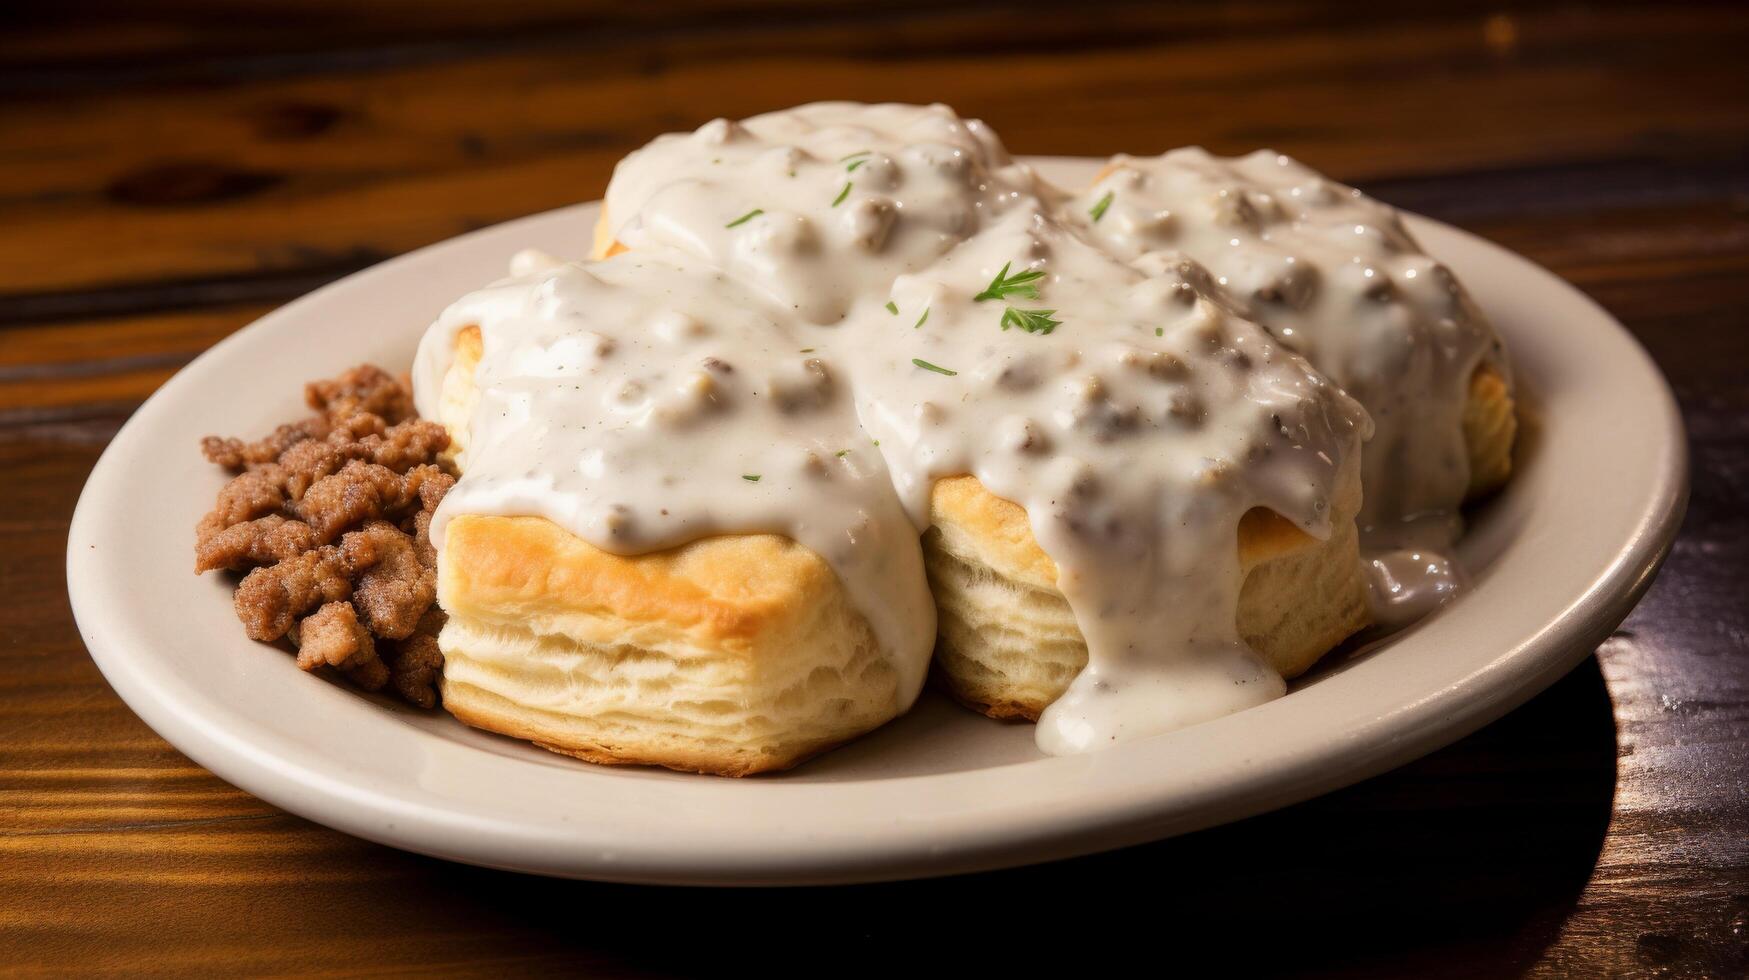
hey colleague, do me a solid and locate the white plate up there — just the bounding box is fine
[67,157,1687,885]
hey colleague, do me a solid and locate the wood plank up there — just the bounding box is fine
[0,5,1744,300]
[0,1,1622,72]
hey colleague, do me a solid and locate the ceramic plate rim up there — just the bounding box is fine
[66,156,1688,885]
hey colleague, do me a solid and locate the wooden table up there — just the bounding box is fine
[4,2,1746,974]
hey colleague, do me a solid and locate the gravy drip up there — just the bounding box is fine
[843,209,1368,751]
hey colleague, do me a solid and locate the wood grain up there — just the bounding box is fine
[3,1,1746,975]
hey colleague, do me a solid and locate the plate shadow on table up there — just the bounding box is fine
[414,653,1618,976]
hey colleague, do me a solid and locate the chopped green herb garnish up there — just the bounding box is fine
[973,262,1046,302]
[872,439,880,446]
[832,181,852,207]
[885,301,899,315]
[742,474,761,482]
[839,150,871,162]
[836,449,850,457]
[914,307,930,329]
[911,358,958,376]
[847,158,869,173]
[1089,191,1114,222]
[1000,307,1062,335]
[725,208,763,228]
[1155,327,1164,337]
[799,347,816,353]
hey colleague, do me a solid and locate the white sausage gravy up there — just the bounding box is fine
[1067,148,1509,619]
[414,103,1505,754]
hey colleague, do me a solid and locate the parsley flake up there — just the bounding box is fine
[1000,307,1062,335]
[973,262,1046,302]
[1089,191,1115,222]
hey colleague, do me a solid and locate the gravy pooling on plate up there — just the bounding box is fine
[415,102,1506,754]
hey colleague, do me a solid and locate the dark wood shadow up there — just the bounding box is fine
[418,655,1618,977]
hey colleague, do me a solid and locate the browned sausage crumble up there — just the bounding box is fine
[195,365,453,708]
